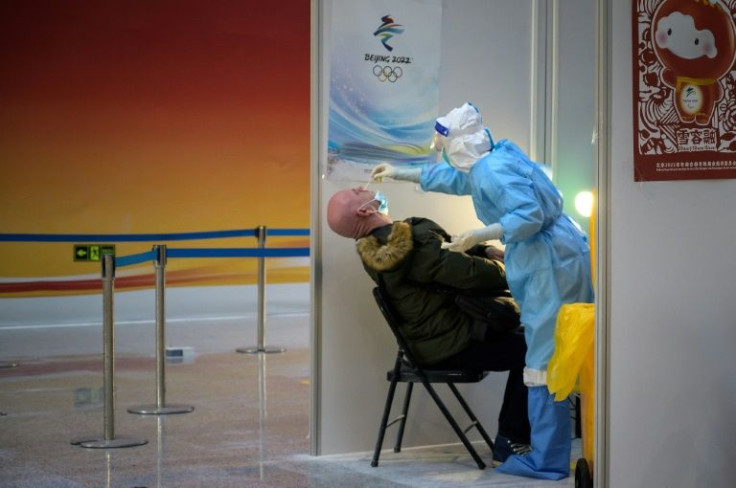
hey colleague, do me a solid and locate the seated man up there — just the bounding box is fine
[327,186,531,465]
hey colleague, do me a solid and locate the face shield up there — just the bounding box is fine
[431,102,493,170]
[436,103,484,138]
[432,103,482,153]
[430,132,445,152]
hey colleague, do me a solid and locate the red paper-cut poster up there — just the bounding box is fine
[632,0,736,181]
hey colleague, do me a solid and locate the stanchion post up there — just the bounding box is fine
[128,245,194,415]
[237,225,285,354]
[102,253,115,440]
[71,254,147,448]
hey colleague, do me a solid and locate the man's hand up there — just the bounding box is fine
[485,244,505,262]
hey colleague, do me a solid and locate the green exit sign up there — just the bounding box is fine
[74,244,116,262]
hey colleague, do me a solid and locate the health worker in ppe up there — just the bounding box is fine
[371,102,594,480]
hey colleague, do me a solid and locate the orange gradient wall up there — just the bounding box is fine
[0,1,311,296]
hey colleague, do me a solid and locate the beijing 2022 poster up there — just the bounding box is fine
[326,0,442,181]
[632,0,736,181]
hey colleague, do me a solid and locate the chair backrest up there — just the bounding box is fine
[372,286,421,368]
[373,286,489,384]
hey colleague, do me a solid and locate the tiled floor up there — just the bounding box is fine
[1,348,315,488]
[0,309,579,487]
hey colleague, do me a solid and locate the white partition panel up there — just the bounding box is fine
[313,0,597,455]
[607,2,736,487]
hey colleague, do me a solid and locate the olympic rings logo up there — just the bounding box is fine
[372,65,403,83]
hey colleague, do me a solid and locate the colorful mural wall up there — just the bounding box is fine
[0,1,311,297]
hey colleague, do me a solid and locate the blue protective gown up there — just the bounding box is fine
[421,139,594,373]
[421,139,594,479]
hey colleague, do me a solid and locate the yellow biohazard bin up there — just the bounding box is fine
[548,302,595,488]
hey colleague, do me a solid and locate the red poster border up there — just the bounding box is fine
[631,0,736,182]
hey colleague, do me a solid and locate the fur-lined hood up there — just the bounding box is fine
[356,221,413,271]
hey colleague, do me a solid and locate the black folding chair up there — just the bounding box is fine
[371,286,495,470]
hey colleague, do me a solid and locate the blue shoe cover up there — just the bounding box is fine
[496,386,571,480]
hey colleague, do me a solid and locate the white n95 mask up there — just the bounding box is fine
[444,131,492,172]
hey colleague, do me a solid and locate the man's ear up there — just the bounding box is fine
[356,205,376,217]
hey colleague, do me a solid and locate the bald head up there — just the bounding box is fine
[327,187,391,239]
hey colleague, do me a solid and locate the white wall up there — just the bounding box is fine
[608,3,736,488]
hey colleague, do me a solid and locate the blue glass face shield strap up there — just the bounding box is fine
[434,120,450,136]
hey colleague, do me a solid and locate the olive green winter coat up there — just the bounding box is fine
[356,218,509,365]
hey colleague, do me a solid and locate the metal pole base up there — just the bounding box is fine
[71,436,148,449]
[236,346,286,354]
[127,404,194,415]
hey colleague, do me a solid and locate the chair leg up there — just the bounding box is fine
[393,381,413,453]
[421,380,486,469]
[372,362,402,467]
[448,383,495,452]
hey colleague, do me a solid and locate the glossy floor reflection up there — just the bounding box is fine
[0,311,577,488]
[1,349,313,488]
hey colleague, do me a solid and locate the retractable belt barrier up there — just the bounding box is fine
[0,227,309,242]
[7,226,313,449]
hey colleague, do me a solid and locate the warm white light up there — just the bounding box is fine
[574,191,594,218]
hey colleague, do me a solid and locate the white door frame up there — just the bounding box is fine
[595,0,611,486]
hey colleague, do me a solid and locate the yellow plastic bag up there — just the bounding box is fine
[548,302,595,401]
[548,302,595,468]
